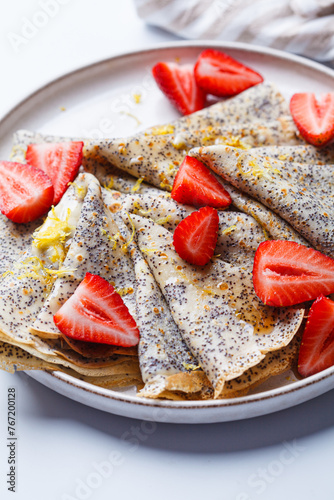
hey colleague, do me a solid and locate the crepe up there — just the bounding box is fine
[147,81,291,135]
[31,178,137,339]
[131,214,303,397]
[11,129,164,197]
[191,145,334,257]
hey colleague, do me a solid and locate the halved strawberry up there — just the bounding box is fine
[194,49,263,97]
[152,62,206,115]
[54,273,140,347]
[171,156,232,208]
[298,294,334,377]
[290,93,334,147]
[26,141,83,205]
[0,161,54,223]
[173,206,219,266]
[253,240,334,307]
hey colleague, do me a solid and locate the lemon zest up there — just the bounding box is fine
[222,224,237,235]
[32,207,74,264]
[67,181,86,199]
[182,362,201,371]
[120,111,141,127]
[132,93,141,104]
[131,177,144,193]
[149,124,174,136]
[154,215,172,226]
[103,177,114,191]
[122,212,135,252]
[115,287,134,296]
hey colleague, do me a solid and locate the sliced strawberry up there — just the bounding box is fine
[298,294,334,377]
[54,273,140,347]
[152,62,206,115]
[290,93,334,147]
[171,156,232,208]
[173,206,219,266]
[253,240,334,307]
[26,141,83,205]
[0,161,54,223]
[194,49,263,97]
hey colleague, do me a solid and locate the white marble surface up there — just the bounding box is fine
[1,1,334,499]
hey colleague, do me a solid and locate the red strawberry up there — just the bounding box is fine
[173,206,219,266]
[253,240,334,307]
[26,141,83,205]
[152,62,206,115]
[54,273,140,347]
[298,294,334,377]
[171,155,232,209]
[290,93,334,147]
[0,161,54,223]
[194,49,263,97]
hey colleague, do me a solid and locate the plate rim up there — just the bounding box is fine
[2,40,334,422]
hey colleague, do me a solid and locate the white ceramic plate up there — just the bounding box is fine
[1,41,334,424]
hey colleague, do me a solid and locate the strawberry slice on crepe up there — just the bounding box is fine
[171,156,232,208]
[0,161,54,223]
[253,240,334,307]
[152,62,206,115]
[298,294,334,377]
[290,93,334,148]
[54,273,140,347]
[194,49,263,97]
[26,141,83,205]
[173,206,219,266]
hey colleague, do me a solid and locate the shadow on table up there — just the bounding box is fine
[18,371,334,455]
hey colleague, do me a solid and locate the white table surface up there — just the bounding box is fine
[1,2,334,499]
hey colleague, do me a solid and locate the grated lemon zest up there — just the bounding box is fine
[120,111,141,127]
[154,215,172,226]
[182,362,201,371]
[149,124,174,136]
[132,93,141,104]
[67,181,86,199]
[32,207,74,264]
[115,287,134,296]
[222,225,237,235]
[122,212,135,252]
[131,177,144,193]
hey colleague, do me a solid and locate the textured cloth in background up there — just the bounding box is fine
[133,0,334,66]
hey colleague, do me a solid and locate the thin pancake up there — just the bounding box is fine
[192,145,334,257]
[32,177,137,339]
[132,215,303,397]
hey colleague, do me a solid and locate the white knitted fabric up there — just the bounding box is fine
[134,0,334,66]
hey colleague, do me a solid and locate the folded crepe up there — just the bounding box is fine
[84,82,303,192]
[190,145,334,258]
[130,214,304,397]
[146,81,291,135]
[11,129,164,197]
[0,173,141,377]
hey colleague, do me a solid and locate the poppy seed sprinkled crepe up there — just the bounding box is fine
[124,240,208,399]
[0,173,140,376]
[146,81,291,135]
[84,117,301,192]
[84,82,302,192]
[191,145,334,257]
[31,179,137,339]
[131,215,303,397]
[11,129,164,197]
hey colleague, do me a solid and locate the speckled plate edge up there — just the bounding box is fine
[1,40,334,423]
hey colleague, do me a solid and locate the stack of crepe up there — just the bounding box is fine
[1,82,333,400]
